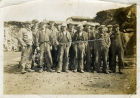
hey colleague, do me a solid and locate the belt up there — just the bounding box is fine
[40,41,50,46]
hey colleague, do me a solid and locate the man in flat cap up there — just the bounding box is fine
[31,20,39,69]
[49,21,59,69]
[57,23,72,73]
[94,25,111,74]
[36,22,53,72]
[88,24,97,71]
[73,24,88,73]
[109,24,126,74]
[67,22,77,70]
[106,25,113,71]
[17,22,34,74]
[83,23,91,71]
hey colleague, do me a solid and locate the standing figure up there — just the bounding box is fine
[17,22,34,74]
[49,21,59,69]
[57,23,72,73]
[67,23,76,70]
[88,24,96,71]
[36,22,53,72]
[94,25,111,74]
[110,24,126,74]
[31,20,39,68]
[83,23,91,71]
[106,25,113,71]
[73,24,88,73]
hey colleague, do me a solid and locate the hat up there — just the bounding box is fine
[107,25,113,28]
[90,23,96,27]
[49,21,55,24]
[77,23,83,27]
[99,25,105,29]
[114,24,119,27]
[61,23,67,27]
[32,19,39,24]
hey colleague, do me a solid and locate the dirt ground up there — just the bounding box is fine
[4,52,136,94]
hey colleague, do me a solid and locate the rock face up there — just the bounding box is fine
[93,4,136,57]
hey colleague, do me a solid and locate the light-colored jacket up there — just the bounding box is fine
[17,28,33,46]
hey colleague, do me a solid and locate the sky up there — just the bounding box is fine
[1,0,132,21]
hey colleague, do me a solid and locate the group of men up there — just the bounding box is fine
[17,20,126,74]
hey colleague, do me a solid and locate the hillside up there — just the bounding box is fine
[93,4,136,56]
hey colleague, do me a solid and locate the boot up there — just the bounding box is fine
[21,68,26,74]
[79,70,84,73]
[26,68,35,72]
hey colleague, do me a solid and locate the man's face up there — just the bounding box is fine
[108,27,112,31]
[61,26,66,31]
[78,26,83,32]
[69,25,74,30]
[86,26,90,32]
[90,26,95,30]
[99,28,105,33]
[45,24,49,29]
[50,23,55,28]
[115,27,119,32]
[58,25,61,30]
[26,24,31,30]
[42,24,46,31]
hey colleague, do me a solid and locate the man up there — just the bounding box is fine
[94,25,111,74]
[88,24,96,71]
[83,23,91,71]
[36,22,53,72]
[73,24,88,73]
[107,25,113,71]
[17,22,34,74]
[67,22,77,70]
[49,21,59,69]
[57,23,72,73]
[31,20,39,69]
[110,24,126,74]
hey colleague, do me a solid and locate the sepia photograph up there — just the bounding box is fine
[1,0,137,95]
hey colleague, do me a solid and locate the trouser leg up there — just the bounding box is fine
[91,47,95,70]
[39,51,44,68]
[78,44,85,71]
[73,45,78,71]
[46,45,53,70]
[86,44,91,71]
[118,48,124,73]
[31,44,36,69]
[20,46,33,73]
[102,48,109,72]
[57,46,64,72]
[51,45,57,68]
[112,53,116,72]
[63,46,70,71]
[108,47,112,70]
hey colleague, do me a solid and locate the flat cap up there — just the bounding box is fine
[61,23,67,27]
[114,24,119,27]
[49,21,55,24]
[99,25,105,29]
[32,19,39,24]
[107,25,113,28]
